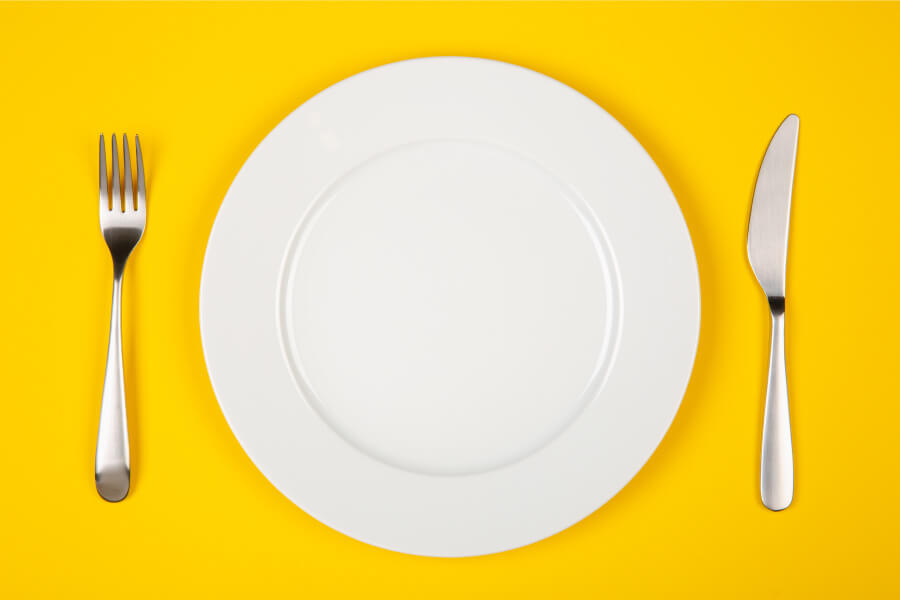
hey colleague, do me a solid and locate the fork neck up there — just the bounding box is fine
[111,258,128,281]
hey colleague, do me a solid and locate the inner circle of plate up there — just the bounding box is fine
[200,57,700,557]
[276,137,621,477]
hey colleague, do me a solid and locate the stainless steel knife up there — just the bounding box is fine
[747,114,799,511]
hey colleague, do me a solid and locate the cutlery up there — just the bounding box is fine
[747,114,799,511]
[96,134,146,502]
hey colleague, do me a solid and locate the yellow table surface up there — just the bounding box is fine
[2,1,899,597]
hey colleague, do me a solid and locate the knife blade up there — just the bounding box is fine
[748,114,799,298]
[747,114,799,511]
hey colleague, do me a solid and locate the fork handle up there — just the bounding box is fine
[95,271,130,502]
[761,299,792,511]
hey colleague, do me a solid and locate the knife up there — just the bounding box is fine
[747,114,799,511]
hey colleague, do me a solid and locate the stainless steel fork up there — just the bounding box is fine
[96,134,146,502]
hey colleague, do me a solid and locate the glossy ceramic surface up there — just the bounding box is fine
[200,57,700,557]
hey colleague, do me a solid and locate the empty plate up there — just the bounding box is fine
[200,57,700,557]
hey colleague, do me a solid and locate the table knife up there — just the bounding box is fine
[747,114,799,511]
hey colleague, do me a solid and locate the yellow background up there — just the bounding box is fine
[2,1,898,597]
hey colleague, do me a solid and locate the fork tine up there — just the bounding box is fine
[111,134,122,212]
[135,135,146,213]
[99,134,108,211]
[123,134,133,211]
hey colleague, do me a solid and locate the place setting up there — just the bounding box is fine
[94,56,797,557]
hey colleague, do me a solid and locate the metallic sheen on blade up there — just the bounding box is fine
[748,114,799,298]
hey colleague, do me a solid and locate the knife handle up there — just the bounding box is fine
[761,297,793,511]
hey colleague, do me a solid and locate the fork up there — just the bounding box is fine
[96,134,146,502]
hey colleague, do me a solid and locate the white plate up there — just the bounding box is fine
[200,57,700,557]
